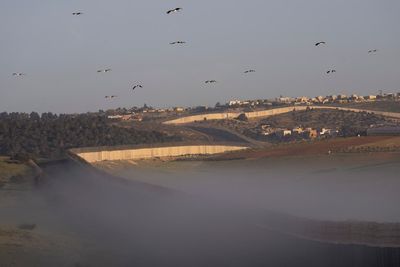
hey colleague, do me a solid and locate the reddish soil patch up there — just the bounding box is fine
[213,136,399,160]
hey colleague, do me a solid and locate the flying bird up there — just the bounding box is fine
[72,12,83,15]
[205,80,217,84]
[105,95,117,99]
[166,8,182,14]
[12,72,26,77]
[326,69,336,74]
[132,84,143,91]
[97,68,112,73]
[170,41,186,45]
[315,41,326,46]
[244,70,256,74]
[368,49,378,53]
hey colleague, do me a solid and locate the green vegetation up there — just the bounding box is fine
[0,112,180,161]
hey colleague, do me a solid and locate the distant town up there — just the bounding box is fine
[101,91,400,146]
[105,91,400,121]
[1,90,400,163]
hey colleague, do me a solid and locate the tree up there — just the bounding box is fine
[0,112,179,159]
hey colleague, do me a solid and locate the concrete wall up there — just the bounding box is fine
[163,106,400,125]
[163,112,240,125]
[244,106,306,118]
[74,145,249,163]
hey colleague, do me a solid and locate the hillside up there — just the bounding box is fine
[0,157,34,188]
[0,112,179,161]
[330,101,400,113]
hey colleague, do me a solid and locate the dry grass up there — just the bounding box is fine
[0,225,91,267]
[333,101,400,113]
[354,136,400,149]
[0,156,31,187]
[213,136,400,160]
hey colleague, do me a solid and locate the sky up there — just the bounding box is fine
[1,0,399,113]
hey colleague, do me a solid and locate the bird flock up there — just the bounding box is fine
[11,7,380,104]
[314,42,338,75]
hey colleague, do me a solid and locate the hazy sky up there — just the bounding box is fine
[1,0,399,113]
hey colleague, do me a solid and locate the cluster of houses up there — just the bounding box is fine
[228,92,400,107]
[141,107,186,113]
[259,124,339,139]
[106,106,189,121]
[228,99,270,107]
[104,91,399,121]
[107,114,143,122]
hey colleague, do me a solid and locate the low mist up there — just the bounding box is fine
[2,154,400,266]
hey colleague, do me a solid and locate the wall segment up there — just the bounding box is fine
[163,106,400,125]
[72,145,249,163]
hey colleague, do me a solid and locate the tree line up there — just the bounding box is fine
[0,112,178,161]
